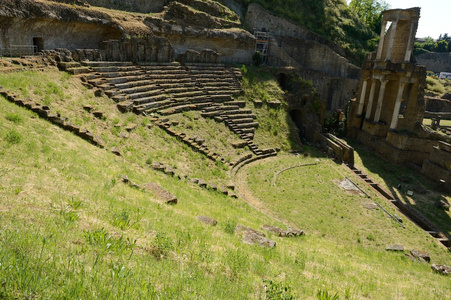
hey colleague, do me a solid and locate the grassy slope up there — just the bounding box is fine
[0,67,450,299]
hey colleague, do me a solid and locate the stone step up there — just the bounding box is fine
[120,84,158,94]
[225,113,256,119]
[128,89,162,99]
[225,109,253,115]
[91,66,139,73]
[133,94,167,105]
[100,70,144,78]
[67,67,91,75]
[171,91,205,99]
[160,104,197,115]
[107,75,147,85]
[82,61,133,67]
[227,118,255,124]
[134,99,174,112]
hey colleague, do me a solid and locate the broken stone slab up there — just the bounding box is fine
[141,182,177,205]
[119,131,129,139]
[261,225,288,237]
[228,192,238,199]
[83,105,93,112]
[125,123,137,132]
[111,147,121,156]
[236,225,265,237]
[286,227,304,237]
[386,244,404,252]
[226,182,235,190]
[242,232,276,248]
[363,203,378,210]
[196,215,217,226]
[261,225,304,237]
[92,111,104,119]
[410,249,431,263]
[121,175,130,183]
[197,180,207,188]
[431,264,451,276]
[93,135,106,148]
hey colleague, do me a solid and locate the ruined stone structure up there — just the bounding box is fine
[422,142,451,192]
[245,3,360,111]
[50,0,167,14]
[348,8,450,188]
[101,36,175,63]
[347,8,431,164]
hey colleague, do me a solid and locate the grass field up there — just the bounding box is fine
[0,66,450,299]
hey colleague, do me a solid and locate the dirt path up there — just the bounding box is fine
[232,156,291,226]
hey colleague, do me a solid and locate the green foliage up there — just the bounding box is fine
[112,208,143,230]
[5,113,22,124]
[84,228,136,255]
[264,279,296,300]
[317,289,340,300]
[349,0,389,33]
[252,51,264,66]
[152,232,174,257]
[5,129,21,144]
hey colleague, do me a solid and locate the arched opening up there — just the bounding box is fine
[277,72,289,91]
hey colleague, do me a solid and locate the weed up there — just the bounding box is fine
[264,279,296,300]
[84,228,136,255]
[317,289,339,300]
[224,219,237,234]
[5,113,22,124]
[112,208,143,230]
[68,197,82,209]
[151,232,174,258]
[5,130,21,144]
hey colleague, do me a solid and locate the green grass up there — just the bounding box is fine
[0,67,450,299]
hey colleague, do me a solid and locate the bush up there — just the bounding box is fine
[5,130,21,144]
[252,51,263,66]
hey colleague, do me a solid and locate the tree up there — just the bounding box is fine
[436,40,448,52]
[349,0,390,34]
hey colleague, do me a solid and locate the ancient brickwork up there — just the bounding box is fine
[101,36,175,63]
[347,8,442,165]
[422,142,451,192]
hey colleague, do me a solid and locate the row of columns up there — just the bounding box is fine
[357,75,409,130]
[376,17,419,63]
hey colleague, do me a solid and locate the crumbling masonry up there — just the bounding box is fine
[347,7,450,190]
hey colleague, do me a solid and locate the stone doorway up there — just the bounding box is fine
[33,37,44,53]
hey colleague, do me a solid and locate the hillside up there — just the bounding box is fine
[234,0,378,64]
[0,61,450,298]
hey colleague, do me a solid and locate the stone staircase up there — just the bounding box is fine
[77,61,277,168]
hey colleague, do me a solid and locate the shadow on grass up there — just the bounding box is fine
[346,139,451,241]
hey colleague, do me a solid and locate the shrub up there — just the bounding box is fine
[5,130,21,144]
[5,113,22,124]
[252,51,263,66]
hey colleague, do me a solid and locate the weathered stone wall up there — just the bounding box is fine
[416,52,451,73]
[0,17,121,52]
[245,4,360,111]
[164,2,239,29]
[50,0,167,13]
[101,35,174,62]
[425,97,451,113]
[0,0,123,53]
[245,3,345,56]
[422,142,451,191]
[145,17,254,64]
[177,49,220,64]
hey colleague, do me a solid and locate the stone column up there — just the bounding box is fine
[386,20,398,61]
[376,20,388,60]
[357,78,369,115]
[404,18,419,62]
[390,81,407,130]
[374,79,389,122]
[365,78,378,119]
